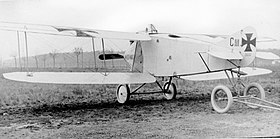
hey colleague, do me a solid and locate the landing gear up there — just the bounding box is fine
[244,83,265,108]
[116,84,130,104]
[163,82,177,100]
[211,85,233,113]
[115,77,177,104]
[210,69,268,113]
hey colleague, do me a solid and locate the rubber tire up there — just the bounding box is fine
[116,84,130,104]
[163,82,177,100]
[244,83,265,108]
[211,85,233,113]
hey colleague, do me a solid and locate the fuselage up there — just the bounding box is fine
[126,26,257,77]
[141,35,235,76]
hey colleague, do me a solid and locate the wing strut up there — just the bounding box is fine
[91,37,97,71]
[101,38,107,75]
[24,28,29,72]
[198,53,211,72]
[227,59,239,68]
[16,31,22,71]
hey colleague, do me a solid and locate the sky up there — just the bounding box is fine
[0,0,280,60]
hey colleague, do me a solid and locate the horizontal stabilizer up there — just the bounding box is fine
[181,67,272,81]
[3,72,156,84]
[99,54,124,60]
[256,52,280,60]
[207,51,243,60]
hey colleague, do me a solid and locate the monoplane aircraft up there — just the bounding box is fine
[2,23,280,113]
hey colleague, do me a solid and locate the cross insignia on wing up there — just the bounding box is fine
[241,33,256,52]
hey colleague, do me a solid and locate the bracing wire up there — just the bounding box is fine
[27,34,99,70]
[0,21,130,71]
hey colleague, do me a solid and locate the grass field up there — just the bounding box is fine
[0,64,279,138]
[0,63,279,109]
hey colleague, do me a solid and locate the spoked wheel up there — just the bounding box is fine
[163,82,177,100]
[211,85,233,113]
[116,84,130,104]
[244,83,265,108]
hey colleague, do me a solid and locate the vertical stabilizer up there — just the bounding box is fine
[216,26,257,66]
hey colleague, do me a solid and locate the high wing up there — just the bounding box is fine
[53,26,151,41]
[0,26,74,37]
[175,34,276,43]
[0,22,154,85]
[3,72,156,84]
[181,67,272,81]
[0,22,151,41]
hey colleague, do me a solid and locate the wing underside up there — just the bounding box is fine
[3,72,156,84]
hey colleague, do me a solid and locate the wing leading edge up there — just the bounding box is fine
[53,27,151,41]
[3,72,156,84]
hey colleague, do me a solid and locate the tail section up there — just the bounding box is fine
[216,26,257,66]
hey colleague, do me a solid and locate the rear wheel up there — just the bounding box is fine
[244,83,265,108]
[116,84,130,104]
[211,85,233,113]
[163,82,177,100]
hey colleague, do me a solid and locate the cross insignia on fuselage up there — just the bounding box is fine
[241,33,256,52]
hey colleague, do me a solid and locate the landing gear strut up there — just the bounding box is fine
[210,68,280,113]
[115,77,177,104]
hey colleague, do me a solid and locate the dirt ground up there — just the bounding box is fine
[0,67,280,138]
[0,93,280,139]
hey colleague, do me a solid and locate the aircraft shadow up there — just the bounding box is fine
[26,93,211,118]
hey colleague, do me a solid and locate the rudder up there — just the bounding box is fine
[216,26,257,66]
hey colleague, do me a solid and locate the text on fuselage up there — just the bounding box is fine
[230,37,240,47]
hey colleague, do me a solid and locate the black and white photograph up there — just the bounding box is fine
[0,0,280,138]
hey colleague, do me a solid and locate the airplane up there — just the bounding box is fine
[1,23,280,113]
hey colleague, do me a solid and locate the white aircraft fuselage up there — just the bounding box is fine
[135,27,257,77]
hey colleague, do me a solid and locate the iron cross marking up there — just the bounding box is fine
[241,33,256,52]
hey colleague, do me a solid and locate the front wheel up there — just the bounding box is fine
[211,85,233,113]
[244,83,265,108]
[116,84,130,104]
[163,82,177,100]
